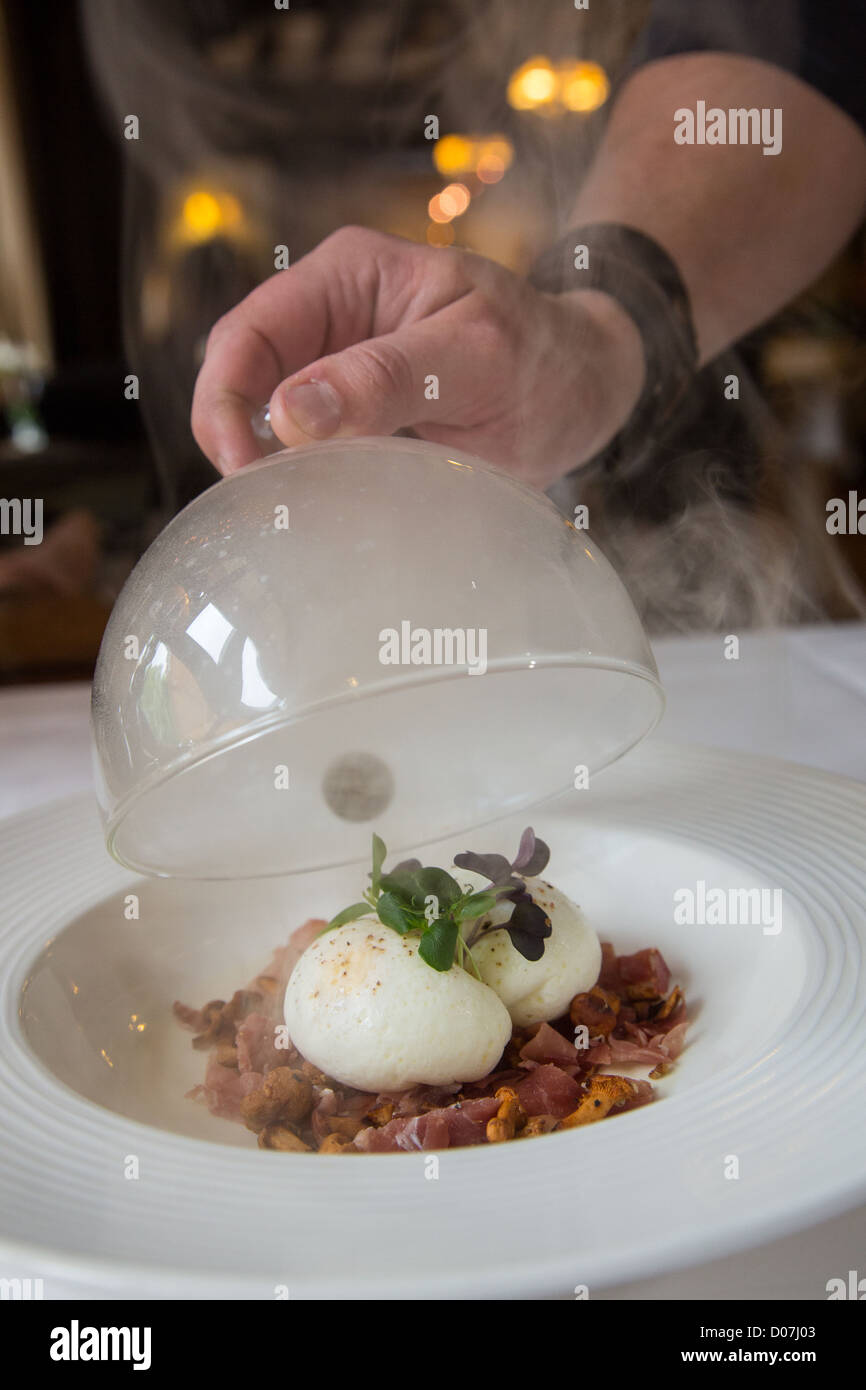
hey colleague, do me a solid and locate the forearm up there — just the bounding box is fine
[570,52,866,364]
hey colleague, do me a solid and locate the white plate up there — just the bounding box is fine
[1,742,864,1299]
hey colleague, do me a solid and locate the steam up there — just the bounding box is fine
[588,477,827,634]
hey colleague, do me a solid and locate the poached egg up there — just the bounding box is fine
[457,872,601,1027]
[284,920,512,1092]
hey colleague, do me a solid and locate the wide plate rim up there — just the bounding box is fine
[1,741,865,1298]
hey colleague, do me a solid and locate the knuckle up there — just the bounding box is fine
[322,223,380,255]
[473,290,513,340]
[463,295,517,368]
[409,245,472,304]
[352,338,413,400]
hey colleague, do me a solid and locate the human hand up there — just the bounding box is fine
[192,226,645,490]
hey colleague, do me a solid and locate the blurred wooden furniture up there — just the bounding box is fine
[0,593,112,682]
[0,4,52,363]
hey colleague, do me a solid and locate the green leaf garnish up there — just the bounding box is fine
[379,866,425,905]
[327,829,552,973]
[456,892,498,920]
[376,891,422,935]
[415,866,462,910]
[418,916,459,971]
[326,901,372,931]
[370,833,387,897]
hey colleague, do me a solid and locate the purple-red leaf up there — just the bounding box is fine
[453,851,513,884]
[509,896,553,940]
[506,896,552,961]
[392,858,423,874]
[512,827,551,878]
[511,827,537,872]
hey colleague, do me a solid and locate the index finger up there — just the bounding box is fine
[191,230,384,473]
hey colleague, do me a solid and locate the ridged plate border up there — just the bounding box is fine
[0,742,863,1299]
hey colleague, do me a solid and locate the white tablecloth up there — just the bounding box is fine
[1,621,864,1300]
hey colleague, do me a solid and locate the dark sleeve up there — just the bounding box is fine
[631,0,866,135]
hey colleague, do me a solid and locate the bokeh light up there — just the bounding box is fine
[475,154,505,184]
[428,183,471,223]
[177,189,244,245]
[183,191,221,239]
[431,133,515,187]
[475,136,514,183]
[507,55,609,114]
[426,221,455,247]
[433,134,475,176]
[439,183,471,218]
[560,61,610,112]
[507,56,557,110]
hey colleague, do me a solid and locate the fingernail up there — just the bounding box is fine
[282,379,341,438]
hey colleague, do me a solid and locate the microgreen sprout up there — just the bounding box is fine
[326,829,552,972]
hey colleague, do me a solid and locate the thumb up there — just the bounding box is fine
[267,324,454,446]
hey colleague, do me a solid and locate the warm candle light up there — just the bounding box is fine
[560,61,609,112]
[176,188,244,245]
[475,136,514,183]
[428,183,470,223]
[439,183,471,218]
[507,56,557,110]
[433,133,475,175]
[426,221,455,247]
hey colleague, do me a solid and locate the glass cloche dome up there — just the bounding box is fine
[92,436,664,877]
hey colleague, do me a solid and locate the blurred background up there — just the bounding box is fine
[1,0,864,684]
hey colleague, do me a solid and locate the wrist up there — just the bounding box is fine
[560,288,647,461]
[528,223,698,477]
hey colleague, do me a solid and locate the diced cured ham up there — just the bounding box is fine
[354,1096,501,1152]
[656,1019,689,1060]
[516,1063,582,1119]
[617,948,671,998]
[597,942,623,993]
[519,1021,581,1068]
[380,1082,463,1117]
[236,1011,287,1075]
[187,1056,263,1122]
[606,1037,669,1066]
